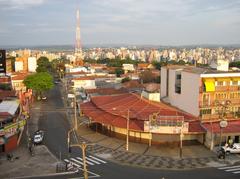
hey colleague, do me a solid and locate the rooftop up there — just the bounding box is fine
[163,65,240,76]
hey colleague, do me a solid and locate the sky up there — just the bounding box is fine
[0,0,240,46]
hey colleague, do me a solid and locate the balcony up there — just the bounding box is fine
[199,85,240,93]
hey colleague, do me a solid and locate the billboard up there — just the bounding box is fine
[0,50,6,73]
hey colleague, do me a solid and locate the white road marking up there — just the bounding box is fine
[225,167,240,172]
[76,157,94,165]
[89,155,107,163]
[219,165,240,170]
[85,157,101,164]
[70,158,84,165]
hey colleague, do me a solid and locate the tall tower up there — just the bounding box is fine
[74,8,84,65]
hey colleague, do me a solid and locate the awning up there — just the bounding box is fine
[204,79,215,92]
[202,120,240,134]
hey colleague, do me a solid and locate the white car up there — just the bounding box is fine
[33,130,44,145]
[222,143,240,154]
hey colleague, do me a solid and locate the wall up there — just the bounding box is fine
[73,80,96,89]
[15,61,23,72]
[28,57,37,72]
[4,134,18,152]
[160,67,167,98]
[168,69,200,116]
[141,91,160,102]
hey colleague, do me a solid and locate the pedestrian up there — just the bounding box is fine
[228,138,233,148]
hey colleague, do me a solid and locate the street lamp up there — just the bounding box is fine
[68,92,78,131]
[126,109,130,151]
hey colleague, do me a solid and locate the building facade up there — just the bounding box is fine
[161,65,240,148]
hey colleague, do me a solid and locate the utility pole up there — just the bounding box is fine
[126,109,130,151]
[67,128,74,151]
[74,92,78,131]
[70,143,94,179]
[179,121,184,159]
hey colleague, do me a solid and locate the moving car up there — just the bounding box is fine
[222,143,240,154]
[33,130,44,145]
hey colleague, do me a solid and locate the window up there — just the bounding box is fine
[175,72,181,94]
[216,81,223,86]
[231,81,238,86]
[176,74,181,80]
[200,108,212,116]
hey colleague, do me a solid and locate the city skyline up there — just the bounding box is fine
[0,0,240,46]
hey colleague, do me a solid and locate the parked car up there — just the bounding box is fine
[222,143,240,154]
[33,130,44,145]
[41,96,47,101]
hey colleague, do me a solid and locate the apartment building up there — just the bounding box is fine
[161,65,240,148]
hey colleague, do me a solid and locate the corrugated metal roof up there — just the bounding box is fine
[0,100,19,116]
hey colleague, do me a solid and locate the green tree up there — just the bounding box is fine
[36,57,51,73]
[229,61,240,68]
[121,77,131,83]
[152,61,162,70]
[23,72,54,98]
[115,68,124,77]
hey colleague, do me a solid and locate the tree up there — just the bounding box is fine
[230,61,240,68]
[23,72,54,98]
[36,57,51,73]
[115,68,124,77]
[152,61,162,70]
[121,77,131,83]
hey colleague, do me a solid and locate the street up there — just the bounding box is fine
[36,84,240,179]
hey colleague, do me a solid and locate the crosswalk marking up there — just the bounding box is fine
[218,165,240,175]
[85,157,101,164]
[64,155,107,171]
[89,155,107,163]
[76,157,94,165]
[226,167,240,172]
[64,159,81,168]
[219,165,240,170]
[70,158,84,165]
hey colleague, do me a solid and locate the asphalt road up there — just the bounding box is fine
[37,83,239,179]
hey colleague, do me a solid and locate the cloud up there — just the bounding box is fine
[0,0,46,9]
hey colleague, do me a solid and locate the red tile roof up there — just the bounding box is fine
[85,88,127,95]
[202,120,240,134]
[11,73,30,81]
[81,101,144,131]
[81,93,201,133]
[0,90,16,100]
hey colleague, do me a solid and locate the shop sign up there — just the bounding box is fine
[4,120,26,137]
[0,128,4,136]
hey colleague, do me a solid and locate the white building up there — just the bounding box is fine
[28,57,37,72]
[72,77,96,90]
[15,61,23,72]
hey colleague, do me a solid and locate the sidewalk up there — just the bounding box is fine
[0,102,59,179]
[75,119,240,170]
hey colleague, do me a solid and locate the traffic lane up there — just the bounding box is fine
[38,111,70,159]
[42,84,64,109]
[89,161,240,179]
[18,165,240,179]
